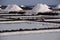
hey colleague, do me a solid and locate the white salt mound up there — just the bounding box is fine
[21,5,25,7]
[32,3,52,13]
[56,4,60,9]
[4,4,23,12]
[0,8,2,11]
[25,3,52,15]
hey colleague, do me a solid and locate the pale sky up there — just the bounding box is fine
[0,0,60,5]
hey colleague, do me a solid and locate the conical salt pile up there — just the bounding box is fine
[21,5,25,7]
[25,3,52,15]
[4,4,23,12]
[56,4,60,9]
[32,3,52,13]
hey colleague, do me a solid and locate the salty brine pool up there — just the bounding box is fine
[0,21,60,30]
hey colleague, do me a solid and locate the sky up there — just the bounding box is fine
[0,0,60,5]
